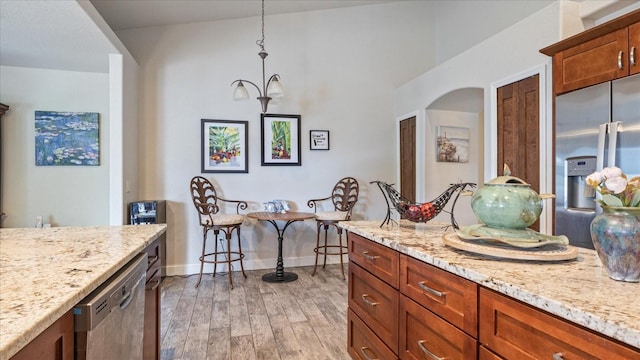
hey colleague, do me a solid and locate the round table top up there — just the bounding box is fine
[247,211,316,221]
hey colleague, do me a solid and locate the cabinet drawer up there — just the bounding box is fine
[349,262,399,354]
[399,295,477,360]
[479,346,504,360]
[479,288,640,360]
[349,232,399,288]
[146,239,160,270]
[348,309,398,360]
[400,254,477,337]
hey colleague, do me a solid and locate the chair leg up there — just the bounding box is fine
[312,222,322,276]
[213,230,220,277]
[322,224,329,269]
[224,229,234,290]
[236,226,247,278]
[337,227,346,280]
[196,227,208,288]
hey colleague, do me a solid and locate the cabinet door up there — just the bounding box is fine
[479,288,640,359]
[349,262,399,354]
[11,310,74,360]
[399,254,478,337]
[399,295,477,360]
[143,239,161,360]
[348,309,398,360]
[630,22,640,75]
[554,28,628,94]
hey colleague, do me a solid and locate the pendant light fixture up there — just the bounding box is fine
[231,0,283,113]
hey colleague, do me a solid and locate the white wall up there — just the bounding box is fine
[395,2,584,234]
[425,110,482,226]
[116,1,439,275]
[0,66,110,227]
[435,0,555,64]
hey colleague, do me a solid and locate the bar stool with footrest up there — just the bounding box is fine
[307,177,360,279]
[189,176,248,289]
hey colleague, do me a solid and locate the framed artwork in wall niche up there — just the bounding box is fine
[35,111,100,166]
[201,119,248,173]
[261,114,301,166]
[310,130,329,150]
[436,126,469,163]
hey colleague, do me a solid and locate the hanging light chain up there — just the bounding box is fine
[256,0,265,51]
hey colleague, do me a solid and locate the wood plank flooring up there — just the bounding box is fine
[160,264,350,360]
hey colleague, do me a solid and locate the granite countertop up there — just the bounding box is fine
[0,224,167,360]
[340,220,639,349]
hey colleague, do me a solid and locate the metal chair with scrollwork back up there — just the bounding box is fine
[307,177,359,279]
[189,176,248,289]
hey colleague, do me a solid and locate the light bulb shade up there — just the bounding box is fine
[266,76,284,98]
[232,81,250,101]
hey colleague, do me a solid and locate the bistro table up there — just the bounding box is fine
[247,211,316,282]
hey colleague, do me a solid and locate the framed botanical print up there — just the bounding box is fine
[261,114,301,166]
[201,119,248,173]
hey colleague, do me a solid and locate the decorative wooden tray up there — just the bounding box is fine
[442,233,578,261]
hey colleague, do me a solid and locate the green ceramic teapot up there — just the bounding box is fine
[470,165,554,229]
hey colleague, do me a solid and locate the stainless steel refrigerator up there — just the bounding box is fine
[555,73,640,249]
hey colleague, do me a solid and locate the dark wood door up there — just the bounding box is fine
[497,75,540,230]
[399,117,416,202]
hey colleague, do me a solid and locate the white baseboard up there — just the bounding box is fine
[163,254,348,277]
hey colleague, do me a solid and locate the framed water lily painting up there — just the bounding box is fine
[35,111,100,166]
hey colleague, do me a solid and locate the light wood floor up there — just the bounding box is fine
[160,264,350,360]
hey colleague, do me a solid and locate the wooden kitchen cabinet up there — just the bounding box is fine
[630,21,640,75]
[10,310,74,360]
[540,9,640,95]
[347,230,640,360]
[399,294,477,360]
[348,309,397,360]
[349,232,399,288]
[143,237,162,360]
[479,287,640,359]
[348,232,399,357]
[399,254,478,337]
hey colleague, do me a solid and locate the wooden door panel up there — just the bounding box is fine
[497,75,540,231]
[400,117,416,202]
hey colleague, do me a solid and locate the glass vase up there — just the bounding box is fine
[590,206,640,282]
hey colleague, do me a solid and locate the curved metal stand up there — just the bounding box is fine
[261,219,299,282]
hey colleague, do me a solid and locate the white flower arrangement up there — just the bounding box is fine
[586,166,640,208]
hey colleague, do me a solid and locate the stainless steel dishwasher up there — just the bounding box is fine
[74,253,147,360]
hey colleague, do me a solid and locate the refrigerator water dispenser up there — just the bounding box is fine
[565,156,597,211]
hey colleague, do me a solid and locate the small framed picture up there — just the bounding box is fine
[261,114,301,166]
[436,126,469,163]
[201,119,248,173]
[310,130,330,150]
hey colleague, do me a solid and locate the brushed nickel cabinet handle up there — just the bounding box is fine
[552,353,564,360]
[361,251,380,261]
[147,255,159,265]
[417,340,444,360]
[361,294,379,306]
[147,279,161,290]
[631,46,637,66]
[618,50,624,69]
[418,281,446,298]
[359,346,378,360]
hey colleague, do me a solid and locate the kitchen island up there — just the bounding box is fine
[341,220,639,358]
[0,224,166,360]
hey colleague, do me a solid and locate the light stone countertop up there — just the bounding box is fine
[339,220,639,350]
[0,224,167,360]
